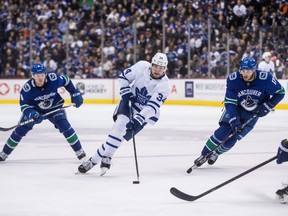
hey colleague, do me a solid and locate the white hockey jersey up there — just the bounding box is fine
[258,60,275,77]
[119,60,170,125]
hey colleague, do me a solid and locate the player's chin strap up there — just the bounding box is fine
[187,113,258,174]
[0,104,75,132]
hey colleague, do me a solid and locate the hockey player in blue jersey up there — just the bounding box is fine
[77,52,170,175]
[275,139,288,204]
[0,63,86,161]
[194,57,285,167]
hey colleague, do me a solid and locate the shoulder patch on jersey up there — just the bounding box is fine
[22,83,31,92]
[259,72,268,80]
[228,72,237,80]
[47,73,57,81]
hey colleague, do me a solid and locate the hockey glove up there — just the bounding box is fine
[229,116,242,132]
[71,90,83,108]
[120,87,135,104]
[126,114,145,132]
[276,139,288,164]
[254,102,273,117]
[28,110,43,124]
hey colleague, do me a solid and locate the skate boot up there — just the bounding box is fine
[276,185,288,204]
[0,151,8,161]
[75,149,86,160]
[78,158,96,173]
[208,152,218,165]
[194,155,207,167]
[100,157,111,176]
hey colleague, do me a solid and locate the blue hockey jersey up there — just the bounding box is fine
[224,69,285,117]
[20,73,77,115]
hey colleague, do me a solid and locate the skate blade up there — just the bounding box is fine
[100,167,109,176]
[77,156,88,163]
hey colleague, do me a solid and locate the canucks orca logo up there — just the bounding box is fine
[38,99,53,109]
[135,87,151,105]
[240,95,258,111]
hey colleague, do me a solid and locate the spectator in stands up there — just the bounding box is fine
[211,61,226,79]
[232,0,247,26]
[0,0,286,80]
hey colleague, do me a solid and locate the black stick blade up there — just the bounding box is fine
[170,187,198,202]
[186,167,192,173]
[0,126,16,132]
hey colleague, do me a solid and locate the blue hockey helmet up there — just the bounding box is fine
[240,57,257,71]
[31,63,46,74]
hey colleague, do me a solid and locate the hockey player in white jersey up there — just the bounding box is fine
[258,52,275,77]
[78,52,170,175]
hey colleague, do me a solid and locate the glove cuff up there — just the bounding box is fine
[71,90,81,97]
[229,116,239,124]
[264,102,273,111]
[120,87,132,97]
[134,114,145,126]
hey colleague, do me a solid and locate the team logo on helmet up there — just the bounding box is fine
[151,53,168,67]
[31,63,46,74]
[240,57,256,70]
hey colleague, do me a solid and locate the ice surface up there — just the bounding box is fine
[0,104,287,216]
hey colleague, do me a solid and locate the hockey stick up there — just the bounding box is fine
[130,102,140,184]
[171,155,277,201]
[187,114,258,173]
[0,104,75,132]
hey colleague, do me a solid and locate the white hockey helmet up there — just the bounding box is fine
[151,52,168,67]
[262,52,272,60]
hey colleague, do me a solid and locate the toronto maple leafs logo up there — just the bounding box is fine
[135,87,151,105]
[240,95,258,111]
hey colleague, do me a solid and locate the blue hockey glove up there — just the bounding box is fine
[126,114,145,132]
[120,87,135,104]
[254,102,273,117]
[123,114,146,141]
[71,90,83,108]
[229,116,242,132]
[28,110,43,124]
[276,139,288,164]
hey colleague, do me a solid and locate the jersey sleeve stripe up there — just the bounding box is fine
[224,97,237,105]
[61,75,70,86]
[148,100,161,108]
[148,116,158,122]
[275,87,285,94]
[146,104,157,114]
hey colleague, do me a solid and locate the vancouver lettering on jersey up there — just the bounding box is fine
[238,89,261,97]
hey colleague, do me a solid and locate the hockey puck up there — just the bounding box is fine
[133,181,140,184]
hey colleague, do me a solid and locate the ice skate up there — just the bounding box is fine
[75,149,86,160]
[78,158,96,173]
[100,157,111,176]
[0,151,8,161]
[207,152,218,165]
[276,184,288,204]
[194,155,207,167]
